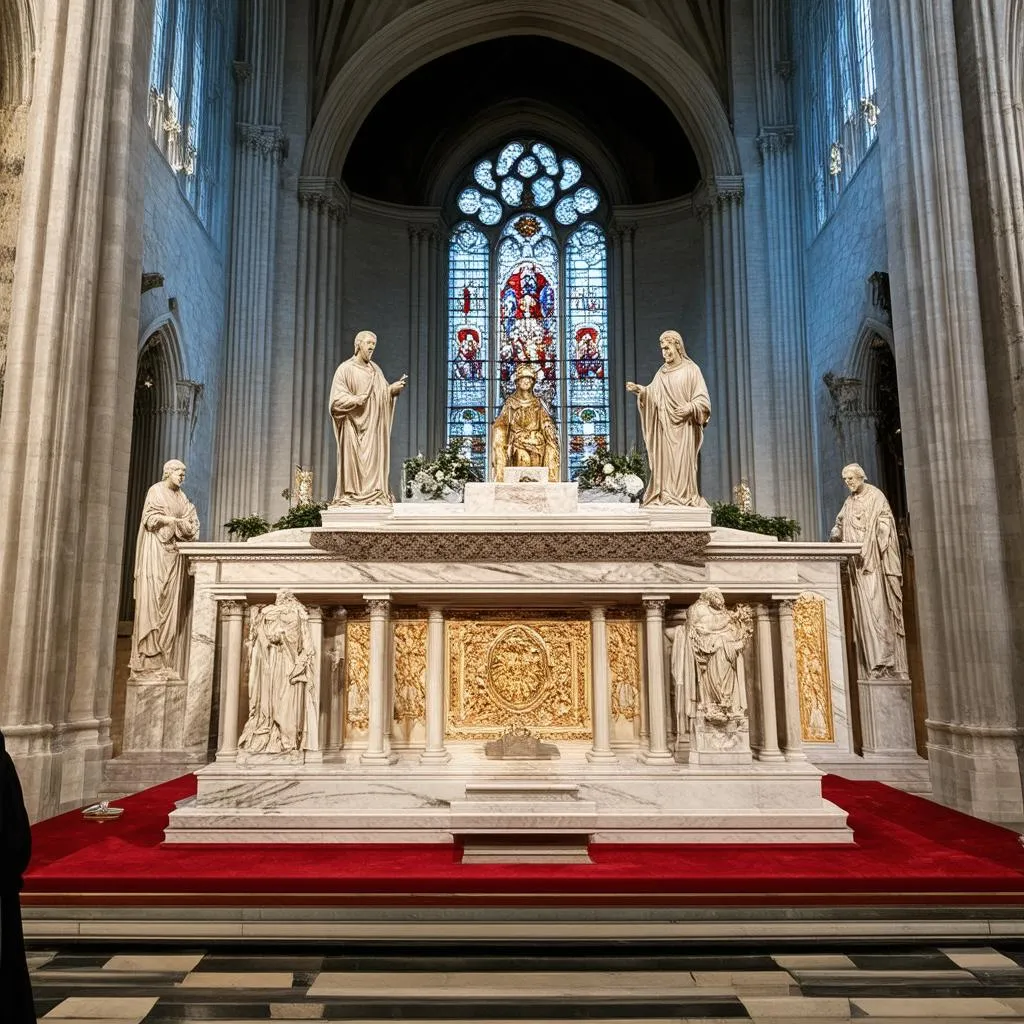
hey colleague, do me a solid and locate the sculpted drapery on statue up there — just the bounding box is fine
[238,591,316,756]
[830,464,909,678]
[491,363,560,482]
[129,460,200,678]
[627,330,711,507]
[329,330,407,505]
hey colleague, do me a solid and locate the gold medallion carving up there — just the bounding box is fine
[609,619,641,721]
[794,593,835,743]
[447,616,591,739]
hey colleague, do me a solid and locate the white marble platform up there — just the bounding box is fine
[165,746,852,844]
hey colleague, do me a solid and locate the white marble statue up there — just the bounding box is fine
[672,588,753,742]
[238,591,316,756]
[830,463,909,678]
[626,330,711,507]
[329,330,407,506]
[129,459,200,678]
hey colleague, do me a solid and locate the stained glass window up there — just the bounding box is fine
[446,223,490,476]
[799,0,879,233]
[445,140,609,480]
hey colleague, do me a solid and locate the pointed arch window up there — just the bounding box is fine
[446,140,610,480]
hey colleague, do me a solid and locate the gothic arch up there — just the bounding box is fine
[847,315,895,416]
[424,100,632,208]
[302,0,740,183]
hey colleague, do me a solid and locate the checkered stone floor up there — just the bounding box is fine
[26,940,1024,1021]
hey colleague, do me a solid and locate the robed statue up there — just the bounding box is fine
[130,459,200,678]
[238,591,317,756]
[672,588,753,738]
[626,330,711,507]
[329,330,407,505]
[830,463,909,678]
[491,362,560,482]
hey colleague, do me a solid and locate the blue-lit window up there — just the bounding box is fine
[146,0,233,241]
[446,140,609,480]
[800,0,879,233]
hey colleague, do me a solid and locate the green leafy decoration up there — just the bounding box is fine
[711,502,801,542]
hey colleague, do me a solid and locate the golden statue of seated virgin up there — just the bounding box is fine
[491,363,560,482]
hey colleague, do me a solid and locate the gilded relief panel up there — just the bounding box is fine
[795,593,835,743]
[392,619,427,744]
[446,615,592,740]
[609,618,641,723]
[343,616,370,741]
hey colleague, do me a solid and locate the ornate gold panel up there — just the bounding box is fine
[446,616,592,740]
[343,618,370,736]
[794,593,835,743]
[609,619,641,722]
[393,620,427,724]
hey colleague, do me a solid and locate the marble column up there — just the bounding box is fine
[216,602,245,762]
[211,0,286,532]
[753,0,819,535]
[777,599,806,762]
[304,605,323,762]
[695,177,755,504]
[0,0,153,818]
[320,606,346,754]
[361,596,396,766]
[587,606,616,763]
[755,604,785,762]
[640,597,673,764]
[420,607,450,764]
[875,0,1023,818]
[290,177,348,493]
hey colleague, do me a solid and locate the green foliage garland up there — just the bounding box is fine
[711,502,801,542]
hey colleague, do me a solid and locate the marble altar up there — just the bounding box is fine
[164,497,862,845]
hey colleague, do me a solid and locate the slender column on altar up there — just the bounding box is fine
[320,607,346,754]
[640,597,673,763]
[304,606,323,762]
[420,607,450,764]
[587,607,616,763]
[211,0,286,531]
[216,602,245,761]
[695,177,755,503]
[753,1,818,534]
[0,0,153,818]
[777,599,806,762]
[755,604,784,762]
[361,596,396,765]
[875,0,1022,818]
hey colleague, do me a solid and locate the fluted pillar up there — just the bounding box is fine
[753,1,818,534]
[291,177,348,493]
[0,0,154,818]
[777,599,806,762]
[755,604,784,762]
[361,596,396,765]
[640,597,673,763]
[216,602,245,761]
[211,0,286,531]
[875,0,1023,819]
[420,607,450,764]
[695,177,755,503]
[587,606,616,763]
[304,606,323,761]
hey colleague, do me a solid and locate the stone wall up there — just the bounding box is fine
[137,141,229,534]
[803,145,889,535]
[0,102,26,413]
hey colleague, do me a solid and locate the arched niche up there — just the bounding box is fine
[118,319,202,624]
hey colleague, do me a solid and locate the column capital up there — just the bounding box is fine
[220,600,245,618]
[365,596,391,615]
[777,597,797,615]
[306,605,323,622]
[236,123,287,160]
[693,175,745,220]
[642,595,669,614]
[589,605,607,619]
[756,125,795,156]
[297,175,350,220]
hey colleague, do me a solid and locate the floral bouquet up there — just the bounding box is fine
[403,438,482,501]
[576,447,648,503]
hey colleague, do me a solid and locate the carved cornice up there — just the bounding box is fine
[236,123,287,160]
[756,125,795,156]
[297,175,350,220]
[692,175,745,220]
[308,531,710,564]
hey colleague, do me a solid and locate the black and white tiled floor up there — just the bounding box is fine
[26,941,1024,1021]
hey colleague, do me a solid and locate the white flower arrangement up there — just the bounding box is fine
[577,449,649,503]
[403,439,482,501]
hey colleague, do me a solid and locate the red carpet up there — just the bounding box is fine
[21,774,1024,904]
